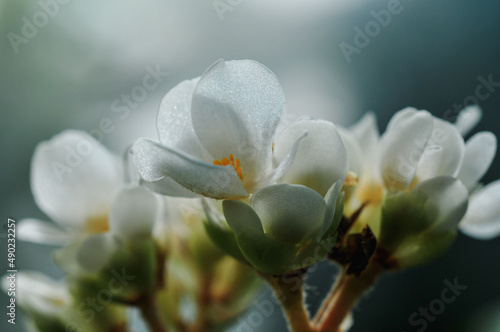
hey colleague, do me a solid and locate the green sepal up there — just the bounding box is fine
[202,200,248,263]
[69,238,157,303]
[378,183,463,269]
[322,191,345,240]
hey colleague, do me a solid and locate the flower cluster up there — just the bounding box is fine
[6,59,499,332]
[8,129,259,332]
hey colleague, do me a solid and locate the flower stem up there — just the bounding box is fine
[138,295,168,332]
[261,273,314,332]
[312,270,346,325]
[316,261,383,332]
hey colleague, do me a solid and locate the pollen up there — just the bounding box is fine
[213,154,244,180]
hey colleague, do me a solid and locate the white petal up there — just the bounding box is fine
[132,138,247,199]
[415,146,443,181]
[2,272,69,313]
[191,60,285,179]
[459,180,500,239]
[385,107,418,131]
[340,312,354,331]
[457,132,497,190]
[157,77,211,160]
[123,145,141,185]
[455,105,483,137]
[379,109,434,190]
[251,184,326,244]
[17,218,73,246]
[432,119,465,174]
[274,120,348,197]
[77,233,118,273]
[349,112,379,170]
[412,176,469,230]
[416,119,465,181]
[31,130,122,228]
[140,178,198,198]
[109,186,159,239]
[337,127,364,177]
[266,130,308,184]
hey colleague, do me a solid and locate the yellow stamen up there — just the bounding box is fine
[85,216,109,233]
[344,171,359,187]
[213,153,244,180]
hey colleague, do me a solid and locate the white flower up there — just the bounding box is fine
[18,130,123,245]
[341,108,468,233]
[132,59,307,199]
[338,107,479,267]
[55,185,161,275]
[1,272,72,324]
[205,118,348,273]
[339,105,500,266]
[18,130,162,276]
[1,272,126,332]
[453,106,500,239]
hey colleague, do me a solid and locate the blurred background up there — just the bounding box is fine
[1,0,500,331]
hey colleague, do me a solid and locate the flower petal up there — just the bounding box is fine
[31,130,122,228]
[349,112,379,171]
[157,77,211,160]
[2,272,69,313]
[457,132,497,190]
[274,120,348,197]
[431,119,465,174]
[455,105,483,137]
[191,60,285,179]
[415,145,443,181]
[379,108,434,190]
[132,138,247,199]
[109,186,160,239]
[251,184,326,244]
[341,313,354,332]
[459,180,500,239]
[412,176,469,230]
[337,127,364,177]
[17,218,73,246]
[266,130,308,184]
[140,178,198,198]
[416,119,465,181]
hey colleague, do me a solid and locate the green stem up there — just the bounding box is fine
[261,273,313,332]
[316,261,383,332]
